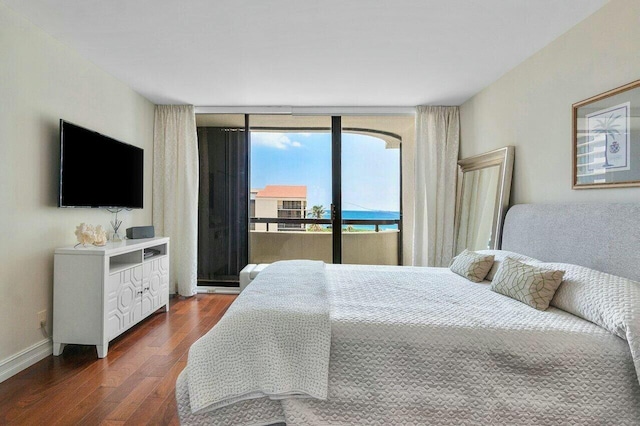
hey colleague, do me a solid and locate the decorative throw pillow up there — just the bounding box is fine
[476,250,541,281]
[449,249,495,282]
[490,257,564,310]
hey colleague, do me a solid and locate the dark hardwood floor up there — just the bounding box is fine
[0,294,236,425]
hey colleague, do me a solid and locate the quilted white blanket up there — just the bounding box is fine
[185,260,331,414]
[178,263,640,425]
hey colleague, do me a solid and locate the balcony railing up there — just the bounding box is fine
[251,217,400,232]
[249,217,402,265]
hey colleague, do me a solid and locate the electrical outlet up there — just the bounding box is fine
[38,310,47,329]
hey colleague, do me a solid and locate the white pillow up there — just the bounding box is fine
[545,262,640,339]
[476,249,541,281]
[543,262,640,386]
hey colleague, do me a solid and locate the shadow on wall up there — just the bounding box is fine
[42,116,61,208]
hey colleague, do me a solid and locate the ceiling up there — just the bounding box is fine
[4,0,608,106]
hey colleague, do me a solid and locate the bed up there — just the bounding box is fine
[176,203,640,425]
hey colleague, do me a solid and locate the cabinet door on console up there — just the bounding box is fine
[144,257,170,312]
[106,266,143,339]
[141,262,153,319]
[159,256,170,307]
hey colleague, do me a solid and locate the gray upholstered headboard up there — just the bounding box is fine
[501,203,640,282]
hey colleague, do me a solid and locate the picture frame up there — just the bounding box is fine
[572,79,640,189]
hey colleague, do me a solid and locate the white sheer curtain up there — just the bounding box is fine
[153,105,199,296]
[412,106,460,267]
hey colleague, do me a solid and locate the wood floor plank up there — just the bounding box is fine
[124,396,166,426]
[2,351,125,423]
[156,332,188,356]
[52,386,115,426]
[152,361,187,400]
[76,400,121,425]
[100,347,158,388]
[0,294,236,425]
[137,355,179,378]
[145,393,181,426]
[104,376,162,422]
[10,377,107,425]
[99,420,125,426]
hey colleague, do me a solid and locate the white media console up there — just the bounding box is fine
[53,237,170,358]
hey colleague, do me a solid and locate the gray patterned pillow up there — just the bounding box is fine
[476,250,541,281]
[490,257,564,310]
[449,249,494,282]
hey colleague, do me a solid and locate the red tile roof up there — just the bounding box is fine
[256,185,307,199]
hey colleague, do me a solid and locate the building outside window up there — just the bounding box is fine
[253,185,307,232]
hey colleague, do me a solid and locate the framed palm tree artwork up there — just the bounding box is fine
[573,79,640,188]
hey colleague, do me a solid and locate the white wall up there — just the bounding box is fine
[460,0,640,204]
[0,3,155,369]
[254,198,278,232]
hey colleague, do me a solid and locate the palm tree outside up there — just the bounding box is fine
[307,205,325,232]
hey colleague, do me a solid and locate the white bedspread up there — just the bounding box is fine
[178,263,640,425]
[185,260,331,414]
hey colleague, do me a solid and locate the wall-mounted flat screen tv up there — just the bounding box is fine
[59,120,143,208]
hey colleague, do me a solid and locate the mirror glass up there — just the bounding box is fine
[456,165,500,251]
[454,147,514,255]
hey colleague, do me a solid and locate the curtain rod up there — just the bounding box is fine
[194,106,416,116]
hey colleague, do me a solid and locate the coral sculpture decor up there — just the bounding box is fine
[94,225,108,246]
[74,223,108,247]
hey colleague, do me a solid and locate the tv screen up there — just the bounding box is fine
[59,120,144,208]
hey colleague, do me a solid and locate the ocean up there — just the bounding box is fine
[321,210,400,231]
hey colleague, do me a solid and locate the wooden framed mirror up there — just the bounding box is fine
[454,146,514,254]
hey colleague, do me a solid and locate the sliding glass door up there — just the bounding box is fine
[196,114,248,287]
[340,116,406,265]
[248,115,406,266]
[249,115,334,264]
[195,113,408,288]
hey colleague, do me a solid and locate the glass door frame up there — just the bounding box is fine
[246,114,403,266]
[331,116,342,263]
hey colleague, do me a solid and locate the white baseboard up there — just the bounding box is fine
[0,338,52,383]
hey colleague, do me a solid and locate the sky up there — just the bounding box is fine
[250,131,400,212]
